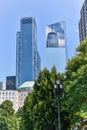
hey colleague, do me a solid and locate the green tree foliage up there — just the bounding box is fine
[0,100,14,116]
[21,67,70,130]
[0,116,19,130]
[0,100,19,130]
[64,39,87,127]
[20,39,87,129]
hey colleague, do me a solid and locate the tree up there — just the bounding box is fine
[64,39,87,127]
[0,100,14,116]
[0,116,19,130]
[22,67,70,130]
[22,67,57,130]
[0,100,19,130]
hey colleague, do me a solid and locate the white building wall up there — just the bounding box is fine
[0,90,19,112]
[18,91,28,108]
[0,90,29,112]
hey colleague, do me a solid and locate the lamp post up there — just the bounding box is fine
[54,79,63,130]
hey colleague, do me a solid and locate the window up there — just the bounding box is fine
[9,92,11,95]
[24,94,26,96]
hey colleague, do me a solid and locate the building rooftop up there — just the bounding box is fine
[17,81,34,91]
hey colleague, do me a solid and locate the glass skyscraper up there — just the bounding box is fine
[44,21,67,72]
[37,51,41,77]
[16,17,40,88]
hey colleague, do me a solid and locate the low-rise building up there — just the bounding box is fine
[17,81,34,109]
[0,90,19,112]
[0,81,34,112]
[18,91,28,108]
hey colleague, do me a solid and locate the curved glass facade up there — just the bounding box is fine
[45,21,67,72]
[46,21,65,47]
[47,32,58,47]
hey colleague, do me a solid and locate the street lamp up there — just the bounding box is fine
[54,79,63,130]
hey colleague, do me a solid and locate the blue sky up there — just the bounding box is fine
[0,0,84,81]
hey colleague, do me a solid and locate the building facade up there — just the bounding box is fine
[0,90,29,112]
[6,76,16,90]
[0,81,34,112]
[44,21,67,72]
[37,51,41,77]
[18,81,34,108]
[0,90,19,112]
[16,17,40,88]
[0,82,6,90]
[79,0,87,42]
[18,91,28,109]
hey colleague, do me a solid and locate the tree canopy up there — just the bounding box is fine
[64,39,87,128]
[0,100,19,130]
[21,67,70,130]
[20,40,87,129]
[0,100,14,116]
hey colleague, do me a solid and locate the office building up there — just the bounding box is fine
[0,82,6,90]
[37,51,41,77]
[44,21,67,72]
[0,81,34,111]
[0,90,19,112]
[16,17,40,88]
[18,91,29,109]
[0,90,28,112]
[6,76,16,90]
[79,0,87,42]
[17,81,34,108]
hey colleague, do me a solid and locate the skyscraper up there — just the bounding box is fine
[79,0,87,42]
[44,21,67,72]
[16,17,40,88]
[37,51,41,77]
